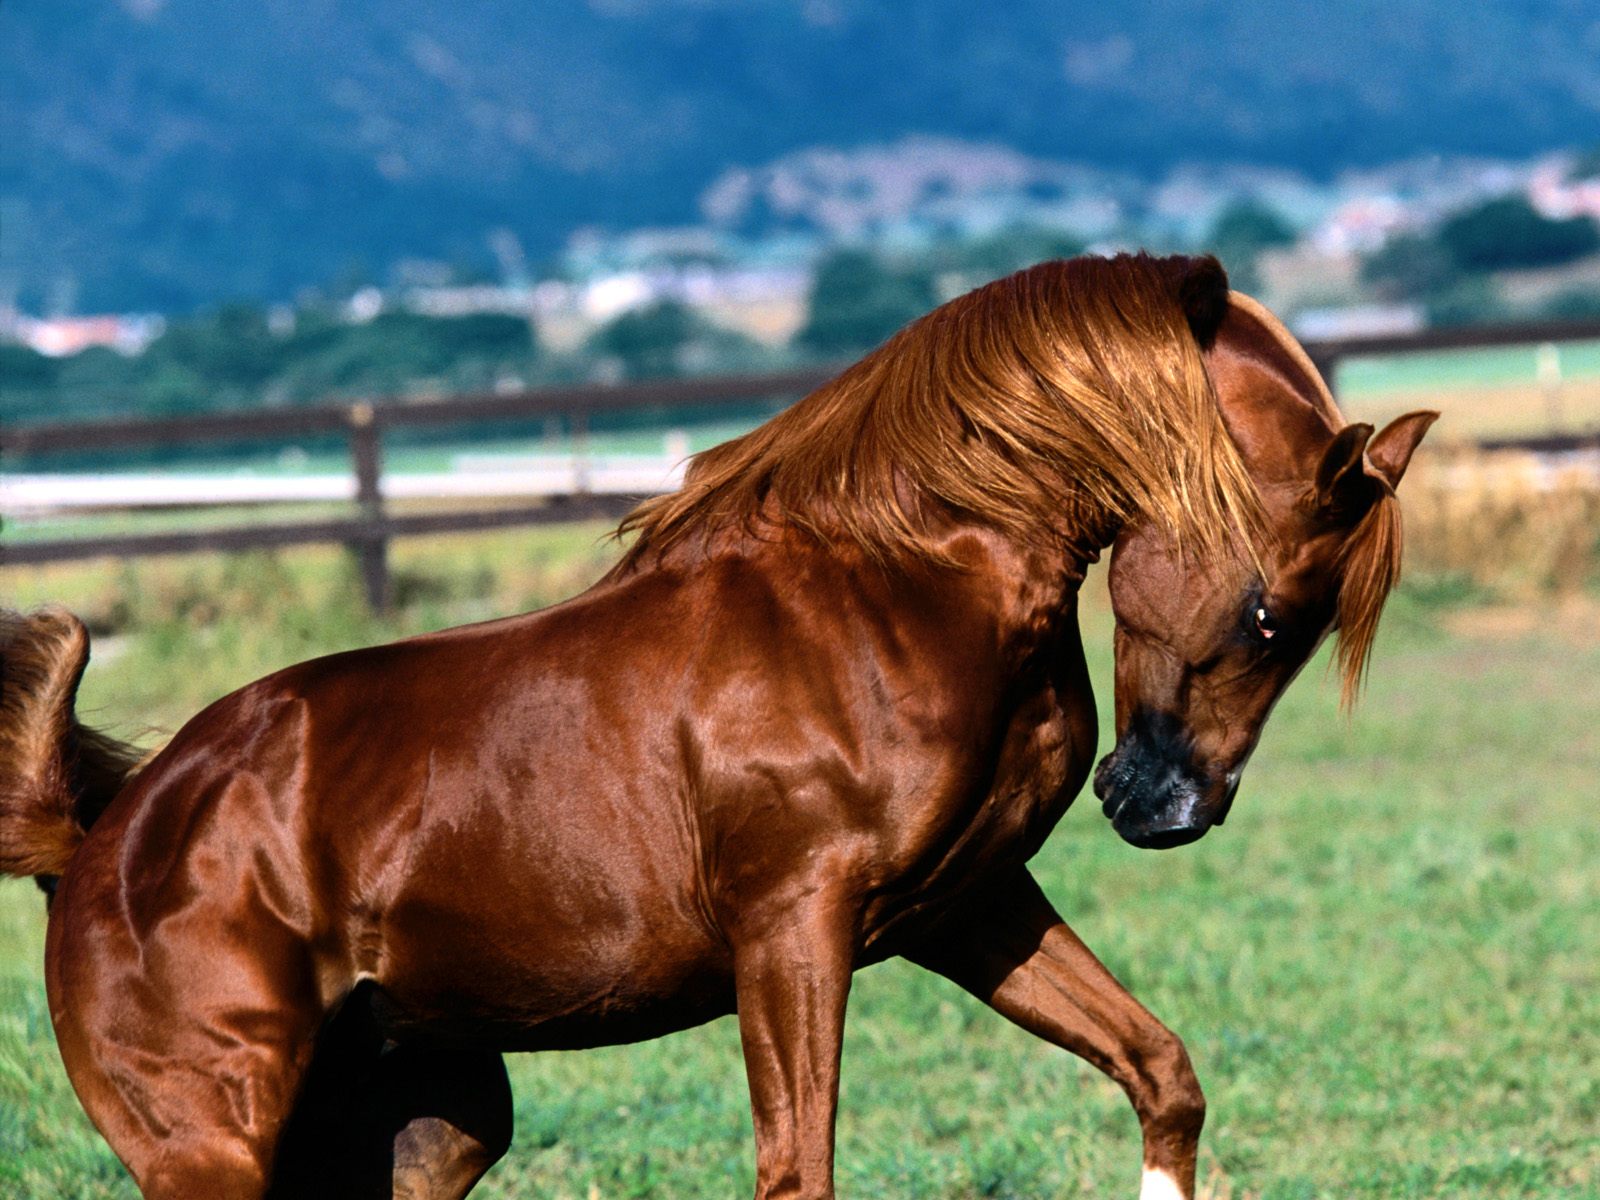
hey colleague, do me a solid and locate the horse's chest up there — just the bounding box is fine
[861,680,1096,946]
[969,686,1094,860]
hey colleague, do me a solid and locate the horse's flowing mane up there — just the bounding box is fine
[618,253,1268,570]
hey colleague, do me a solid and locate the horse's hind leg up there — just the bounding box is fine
[46,920,324,1198]
[271,998,513,1200]
[383,1042,514,1200]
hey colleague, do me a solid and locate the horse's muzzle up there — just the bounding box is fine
[1093,711,1234,849]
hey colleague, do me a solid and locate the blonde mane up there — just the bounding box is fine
[618,253,1268,571]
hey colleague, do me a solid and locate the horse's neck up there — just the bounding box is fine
[980,535,1098,683]
[611,517,1101,674]
[825,524,1098,679]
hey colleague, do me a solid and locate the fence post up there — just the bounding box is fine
[571,406,591,494]
[347,402,389,612]
[1535,341,1564,429]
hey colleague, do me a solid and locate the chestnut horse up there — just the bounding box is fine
[0,254,1434,1200]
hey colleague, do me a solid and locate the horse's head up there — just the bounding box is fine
[1094,292,1436,848]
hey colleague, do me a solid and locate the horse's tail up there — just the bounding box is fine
[0,608,144,880]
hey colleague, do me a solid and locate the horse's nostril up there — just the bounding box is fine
[1100,742,1213,848]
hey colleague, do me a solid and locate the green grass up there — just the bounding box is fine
[1,534,1596,1198]
[1335,340,1600,397]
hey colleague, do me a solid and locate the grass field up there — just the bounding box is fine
[1336,340,1600,441]
[1,527,1597,1199]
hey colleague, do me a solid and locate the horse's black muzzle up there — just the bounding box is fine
[1093,710,1235,849]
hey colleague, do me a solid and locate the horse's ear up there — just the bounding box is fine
[1171,254,1230,349]
[1366,410,1439,491]
[1314,422,1381,522]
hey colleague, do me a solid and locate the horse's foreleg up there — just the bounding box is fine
[731,896,857,1200]
[905,868,1205,1200]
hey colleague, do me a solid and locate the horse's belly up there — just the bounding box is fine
[371,950,737,1052]
[369,847,732,1050]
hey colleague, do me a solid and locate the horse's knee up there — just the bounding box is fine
[277,1026,513,1200]
[1131,1029,1205,1139]
[387,1044,513,1160]
[387,1048,514,1199]
[392,1115,510,1200]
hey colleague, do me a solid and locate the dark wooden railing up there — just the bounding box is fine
[4,319,1599,609]
[1,367,840,607]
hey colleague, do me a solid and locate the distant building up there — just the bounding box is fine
[1311,196,1414,255]
[1528,156,1600,223]
[400,285,535,319]
[562,226,734,278]
[578,274,655,322]
[678,265,812,345]
[344,287,386,323]
[5,312,165,357]
[699,137,1134,245]
[1255,244,1365,314]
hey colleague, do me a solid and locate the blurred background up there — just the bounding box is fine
[1,3,1597,1198]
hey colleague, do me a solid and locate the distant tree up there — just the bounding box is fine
[951,225,1086,283]
[796,249,938,357]
[1204,200,1296,292]
[1541,288,1600,320]
[0,342,58,390]
[0,343,64,424]
[282,311,540,397]
[1423,277,1508,327]
[131,358,211,417]
[144,304,281,395]
[588,300,700,380]
[1568,146,1600,183]
[2,303,550,429]
[1361,233,1459,301]
[1437,196,1600,272]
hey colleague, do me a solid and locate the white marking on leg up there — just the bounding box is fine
[1140,1166,1186,1200]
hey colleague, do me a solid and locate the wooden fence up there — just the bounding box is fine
[4,318,1599,609]
[1,367,835,608]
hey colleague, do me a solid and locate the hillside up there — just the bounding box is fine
[3,0,1598,310]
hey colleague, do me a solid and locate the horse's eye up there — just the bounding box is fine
[1253,606,1279,641]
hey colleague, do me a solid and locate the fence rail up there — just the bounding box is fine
[5,317,1600,609]
[0,367,841,456]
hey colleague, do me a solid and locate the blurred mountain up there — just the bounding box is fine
[4,0,1598,311]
